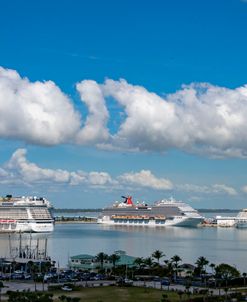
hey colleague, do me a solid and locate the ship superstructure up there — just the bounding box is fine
[0,195,54,233]
[97,196,204,227]
[235,209,247,228]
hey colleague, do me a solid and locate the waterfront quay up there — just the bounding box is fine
[54,216,97,224]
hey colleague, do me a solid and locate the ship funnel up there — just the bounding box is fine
[126,196,133,205]
[121,195,134,205]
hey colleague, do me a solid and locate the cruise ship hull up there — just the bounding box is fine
[98,216,203,227]
[236,221,247,228]
[0,220,54,233]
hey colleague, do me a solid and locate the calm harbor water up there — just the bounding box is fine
[0,218,247,272]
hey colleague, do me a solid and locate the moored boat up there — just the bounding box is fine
[0,195,54,233]
[97,196,204,227]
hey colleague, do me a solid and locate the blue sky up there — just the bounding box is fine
[0,0,247,208]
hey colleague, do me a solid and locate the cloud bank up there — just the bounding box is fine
[0,149,238,197]
[1,66,247,157]
[3,149,114,188]
[101,79,247,157]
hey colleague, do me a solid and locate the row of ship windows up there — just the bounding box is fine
[0,210,51,219]
[113,219,167,224]
[0,224,16,229]
[31,214,51,219]
[0,213,28,219]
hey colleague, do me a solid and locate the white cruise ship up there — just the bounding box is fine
[0,195,54,233]
[97,196,204,227]
[235,209,247,228]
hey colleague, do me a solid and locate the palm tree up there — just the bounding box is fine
[171,255,182,277]
[134,257,144,270]
[209,263,215,275]
[41,261,52,274]
[195,256,209,276]
[185,283,192,298]
[41,261,52,291]
[109,253,120,269]
[27,260,34,274]
[144,257,153,269]
[243,272,247,287]
[152,250,165,265]
[96,252,108,270]
[164,260,174,279]
[11,261,17,274]
[224,287,229,301]
[27,261,39,291]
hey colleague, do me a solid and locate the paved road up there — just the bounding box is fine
[1,280,115,294]
[1,279,246,297]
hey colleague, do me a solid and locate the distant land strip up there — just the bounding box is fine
[197,209,240,213]
[54,216,97,223]
[52,208,240,213]
[52,208,102,213]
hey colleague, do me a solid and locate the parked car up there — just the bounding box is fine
[161,278,170,286]
[61,285,72,291]
[93,274,106,280]
[152,276,161,282]
[0,274,9,280]
[11,273,24,280]
[124,278,133,286]
[24,274,31,280]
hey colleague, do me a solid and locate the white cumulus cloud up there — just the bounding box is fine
[5,149,71,184]
[2,148,114,187]
[88,172,116,187]
[119,170,173,190]
[2,67,247,158]
[0,149,173,191]
[212,184,237,196]
[100,79,247,157]
[76,80,110,144]
[0,67,81,145]
[0,67,110,147]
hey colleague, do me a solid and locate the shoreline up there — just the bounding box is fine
[53,208,240,213]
